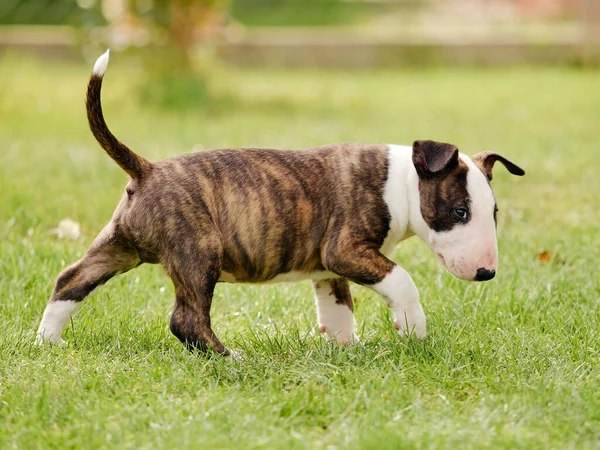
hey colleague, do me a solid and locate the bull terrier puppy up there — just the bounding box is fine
[37,50,525,356]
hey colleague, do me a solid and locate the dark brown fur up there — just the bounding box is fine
[413,140,471,233]
[471,151,525,181]
[117,143,393,282]
[86,76,151,179]
[330,278,353,312]
[418,159,471,232]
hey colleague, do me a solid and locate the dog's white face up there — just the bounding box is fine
[411,140,524,282]
[428,156,498,281]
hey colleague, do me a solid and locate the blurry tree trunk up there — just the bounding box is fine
[580,0,600,64]
[102,0,230,67]
[581,0,600,42]
[101,0,231,107]
[167,0,229,69]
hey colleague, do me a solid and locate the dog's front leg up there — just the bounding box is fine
[324,246,426,339]
[372,266,426,339]
[313,278,358,344]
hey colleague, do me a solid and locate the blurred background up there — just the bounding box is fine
[1,0,599,104]
[0,0,598,121]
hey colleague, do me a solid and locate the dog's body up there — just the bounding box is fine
[37,51,524,356]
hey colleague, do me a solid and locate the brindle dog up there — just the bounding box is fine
[37,51,525,356]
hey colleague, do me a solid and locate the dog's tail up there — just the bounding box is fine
[86,50,151,179]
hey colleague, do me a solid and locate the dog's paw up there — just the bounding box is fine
[318,325,359,345]
[393,306,426,339]
[345,333,360,345]
[35,333,65,346]
[330,331,359,346]
[226,349,244,362]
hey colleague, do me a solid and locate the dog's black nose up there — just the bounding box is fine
[475,268,496,281]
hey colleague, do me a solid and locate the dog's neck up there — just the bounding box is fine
[382,145,429,252]
[406,159,431,244]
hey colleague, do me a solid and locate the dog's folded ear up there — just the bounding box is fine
[412,140,459,179]
[471,151,525,181]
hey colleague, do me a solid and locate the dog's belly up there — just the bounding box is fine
[218,270,338,284]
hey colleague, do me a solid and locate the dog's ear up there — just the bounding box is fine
[471,151,525,181]
[412,140,459,179]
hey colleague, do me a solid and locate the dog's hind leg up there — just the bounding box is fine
[164,235,230,357]
[313,278,358,344]
[37,224,140,344]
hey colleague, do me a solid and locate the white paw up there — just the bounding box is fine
[227,349,244,361]
[36,300,80,346]
[35,333,65,346]
[319,325,359,345]
[393,306,427,339]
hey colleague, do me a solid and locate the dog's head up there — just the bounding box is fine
[411,140,524,281]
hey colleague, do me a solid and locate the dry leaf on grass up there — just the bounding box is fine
[536,250,552,263]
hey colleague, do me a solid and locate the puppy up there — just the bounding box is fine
[37,50,525,356]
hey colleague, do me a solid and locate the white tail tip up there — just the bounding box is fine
[92,49,110,76]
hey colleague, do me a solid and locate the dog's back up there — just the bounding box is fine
[120,144,391,283]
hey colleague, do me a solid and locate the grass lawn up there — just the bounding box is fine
[0,54,599,449]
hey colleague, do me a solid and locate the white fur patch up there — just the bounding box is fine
[313,281,357,344]
[219,270,338,284]
[92,49,110,77]
[36,300,81,345]
[372,266,426,338]
[269,270,338,283]
[380,145,414,256]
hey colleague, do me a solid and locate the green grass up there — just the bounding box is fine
[1,54,599,449]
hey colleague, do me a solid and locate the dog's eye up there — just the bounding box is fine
[454,208,468,221]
